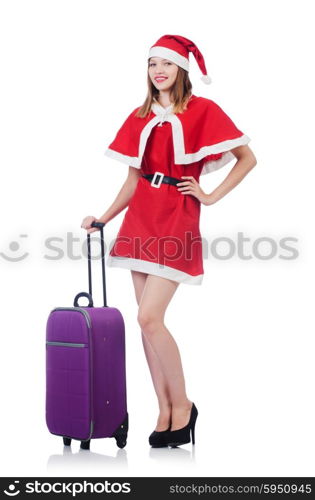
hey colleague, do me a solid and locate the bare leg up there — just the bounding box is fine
[131,270,172,431]
[137,274,193,431]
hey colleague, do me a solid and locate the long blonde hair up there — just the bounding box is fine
[135,64,193,118]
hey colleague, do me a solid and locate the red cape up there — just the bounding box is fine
[104,94,250,175]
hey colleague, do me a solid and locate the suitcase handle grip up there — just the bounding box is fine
[73,291,94,308]
[91,221,105,229]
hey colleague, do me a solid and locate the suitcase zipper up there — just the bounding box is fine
[46,341,88,347]
[51,307,91,328]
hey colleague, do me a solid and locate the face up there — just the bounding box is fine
[148,57,179,91]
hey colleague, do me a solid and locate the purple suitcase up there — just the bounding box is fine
[46,222,128,449]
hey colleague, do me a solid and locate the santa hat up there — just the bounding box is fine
[148,34,212,84]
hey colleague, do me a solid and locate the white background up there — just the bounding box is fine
[0,0,314,478]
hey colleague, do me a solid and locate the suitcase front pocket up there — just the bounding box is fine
[46,338,92,440]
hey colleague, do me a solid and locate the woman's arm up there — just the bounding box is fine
[98,166,142,223]
[177,145,257,205]
[81,167,142,233]
[204,145,257,206]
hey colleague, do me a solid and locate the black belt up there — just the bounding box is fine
[142,173,182,187]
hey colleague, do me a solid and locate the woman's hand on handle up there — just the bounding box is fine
[81,215,102,234]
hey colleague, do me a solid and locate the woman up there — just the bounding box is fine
[81,34,257,448]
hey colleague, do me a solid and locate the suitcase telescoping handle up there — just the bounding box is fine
[73,221,107,308]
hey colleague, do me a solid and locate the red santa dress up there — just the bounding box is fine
[104,94,250,285]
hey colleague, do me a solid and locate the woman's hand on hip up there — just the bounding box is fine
[176,176,213,205]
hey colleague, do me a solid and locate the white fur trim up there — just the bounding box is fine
[201,74,212,84]
[106,255,203,285]
[104,148,141,167]
[200,151,236,175]
[104,101,251,173]
[149,46,189,71]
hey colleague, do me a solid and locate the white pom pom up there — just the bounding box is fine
[200,74,212,84]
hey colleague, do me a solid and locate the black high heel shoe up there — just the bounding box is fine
[149,425,171,448]
[165,403,198,447]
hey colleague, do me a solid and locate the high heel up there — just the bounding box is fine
[165,402,198,447]
[191,421,195,445]
[149,425,171,448]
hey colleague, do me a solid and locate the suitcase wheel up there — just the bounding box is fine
[115,436,127,449]
[80,439,91,450]
[63,437,72,446]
